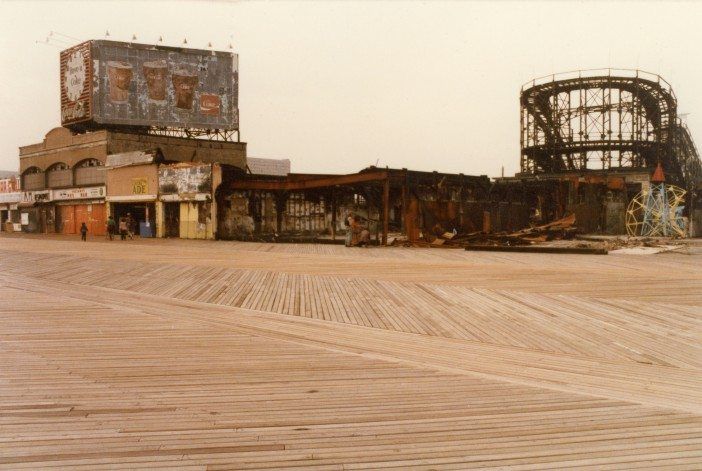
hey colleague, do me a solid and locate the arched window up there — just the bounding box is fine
[76,158,102,168]
[47,162,69,171]
[22,166,45,191]
[74,158,105,186]
[46,162,72,188]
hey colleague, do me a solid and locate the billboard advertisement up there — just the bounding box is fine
[60,40,238,130]
[60,41,92,125]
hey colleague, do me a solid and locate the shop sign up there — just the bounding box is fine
[51,186,105,201]
[0,192,21,204]
[132,178,148,195]
[21,190,51,204]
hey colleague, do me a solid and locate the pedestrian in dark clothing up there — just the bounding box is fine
[126,213,136,239]
[119,217,128,240]
[80,222,88,241]
[106,216,116,241]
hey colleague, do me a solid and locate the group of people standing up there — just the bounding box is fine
[345,212,371,247]
[94,213,138,241]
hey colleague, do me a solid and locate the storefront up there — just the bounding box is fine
[0,192,22,232]
[52,186,106,236]
[158,162,220,239]
[160,193,213,239]
[106,163,159,237]
[19,190,53,233]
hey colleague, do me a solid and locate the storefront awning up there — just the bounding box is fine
[107,195,158,202]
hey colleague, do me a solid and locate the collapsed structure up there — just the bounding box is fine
[217,168,511,243]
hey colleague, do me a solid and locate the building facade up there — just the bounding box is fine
[0,174,21,231]
[106,162,159,237]
[158,162,222,239]
[18,127,246,236]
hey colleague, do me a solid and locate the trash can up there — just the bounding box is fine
[139,221,154,238]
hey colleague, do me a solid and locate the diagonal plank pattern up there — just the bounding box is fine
[0,235,701,469]
[0,245,699,369]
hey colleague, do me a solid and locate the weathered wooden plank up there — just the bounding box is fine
[0,235,700,469]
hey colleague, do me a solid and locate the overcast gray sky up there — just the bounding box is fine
[1,0,701,177]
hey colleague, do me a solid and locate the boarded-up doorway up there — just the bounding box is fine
[164,202,180,238]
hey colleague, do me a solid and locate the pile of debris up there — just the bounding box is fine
[392,214,577,248]
[574,235,686,254]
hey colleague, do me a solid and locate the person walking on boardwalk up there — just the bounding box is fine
[106,216,116,241]
[79,222,88,241]
[125,213,135,239]
[118,217,128,240]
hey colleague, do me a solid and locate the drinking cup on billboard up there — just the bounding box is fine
[143,60,168,102]
[172,69,198,110]
[200,93,221,116]
[107,61,133,103]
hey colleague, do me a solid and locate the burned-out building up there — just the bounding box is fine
[216,167,525,244]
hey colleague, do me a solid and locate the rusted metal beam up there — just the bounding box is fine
[401,169,408,233]
[465,245,607,255]
[330,189,336,240]
[230,170,389,191]
[382,177,390,245]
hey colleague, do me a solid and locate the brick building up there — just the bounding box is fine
[18,127,246,236]
[0,173,21,231]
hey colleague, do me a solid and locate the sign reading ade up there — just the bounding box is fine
[60,40,239,131]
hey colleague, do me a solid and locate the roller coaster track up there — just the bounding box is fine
[672,119,702,189]
[520,69,701,189]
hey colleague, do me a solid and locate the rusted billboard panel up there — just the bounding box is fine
[60,40,238,130]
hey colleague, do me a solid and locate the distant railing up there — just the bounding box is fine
[521,68,675,100]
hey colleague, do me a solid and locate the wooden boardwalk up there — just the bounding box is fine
[0,235,701,469]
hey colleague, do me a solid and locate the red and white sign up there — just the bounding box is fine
[51,186,105,201]
[200,94,221,116]
[60,41,92,125]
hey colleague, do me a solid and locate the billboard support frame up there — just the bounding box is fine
[147,127,240,142]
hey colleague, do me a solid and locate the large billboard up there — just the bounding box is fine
[60,40,238,131]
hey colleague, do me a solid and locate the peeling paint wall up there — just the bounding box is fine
[179,201,212,239]
[159,163,212,196]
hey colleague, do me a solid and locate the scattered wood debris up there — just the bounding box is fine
[392,214,577,248]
